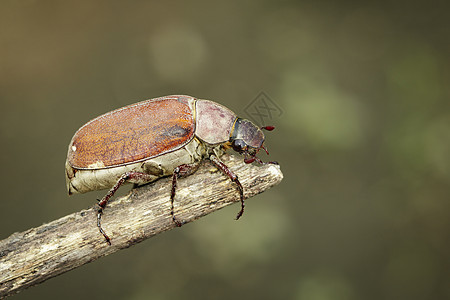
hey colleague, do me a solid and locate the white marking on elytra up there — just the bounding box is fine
[72,145,77,152]
[87,161,106,169]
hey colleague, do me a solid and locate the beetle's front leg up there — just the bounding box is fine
[97,171,154,245]
[208,154,245,220]
[171,162,201,226]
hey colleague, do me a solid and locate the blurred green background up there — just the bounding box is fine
[1,1,449,299]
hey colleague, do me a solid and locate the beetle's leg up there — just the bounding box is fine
[209,154,245,220]
[244,146,278,165]
[171,163,201,227]
[97,171,154,245]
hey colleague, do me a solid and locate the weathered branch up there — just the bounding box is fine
[0,154,283,298]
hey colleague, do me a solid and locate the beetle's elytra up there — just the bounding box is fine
[65,95,274,244]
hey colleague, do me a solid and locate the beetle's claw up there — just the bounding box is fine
[235,193,245,220]
[100,229,111,246]
[97,210,111,245]
[173,218,186,227]
[235,207,244,220]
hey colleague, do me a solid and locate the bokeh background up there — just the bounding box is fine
[1,1,449,299]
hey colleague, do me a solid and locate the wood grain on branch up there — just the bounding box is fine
[0,154,283,298]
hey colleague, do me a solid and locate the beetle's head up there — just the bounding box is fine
[229,118,275,164]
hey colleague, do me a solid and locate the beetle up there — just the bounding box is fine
[65,95,274,244]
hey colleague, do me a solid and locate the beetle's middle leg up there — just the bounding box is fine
[97,171,154,245]
[171,162,201,226]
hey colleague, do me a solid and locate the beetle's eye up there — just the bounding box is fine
[231,139,246,152]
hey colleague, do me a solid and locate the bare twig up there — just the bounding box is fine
[0,154,283,298]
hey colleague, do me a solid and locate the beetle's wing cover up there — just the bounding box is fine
[68,96,195,169]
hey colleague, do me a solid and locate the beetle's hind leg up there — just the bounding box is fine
[97,171,154,245]
[171,162,201,226]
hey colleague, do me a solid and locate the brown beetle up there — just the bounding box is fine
[65,95,274,244]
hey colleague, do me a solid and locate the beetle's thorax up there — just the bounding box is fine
[194,99,237,145]
[193,100,265,158]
